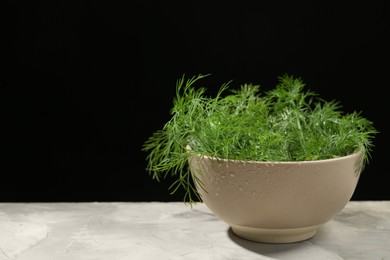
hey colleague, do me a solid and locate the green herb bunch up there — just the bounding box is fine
[142,74,377,203]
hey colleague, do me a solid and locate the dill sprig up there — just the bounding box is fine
[142,74,378,204]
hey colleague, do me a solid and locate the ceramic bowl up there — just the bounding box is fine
[188,151,363,243]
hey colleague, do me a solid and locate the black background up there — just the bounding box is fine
[2,1,389,202]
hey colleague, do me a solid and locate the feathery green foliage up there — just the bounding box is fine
[142,74,378,204]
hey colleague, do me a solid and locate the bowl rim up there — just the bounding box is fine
[188,147,363,166]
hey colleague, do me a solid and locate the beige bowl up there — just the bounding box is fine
[189,151,363,243]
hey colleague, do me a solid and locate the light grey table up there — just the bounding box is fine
[0,201,389,260]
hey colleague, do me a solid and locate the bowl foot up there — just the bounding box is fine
[231,224,320,243]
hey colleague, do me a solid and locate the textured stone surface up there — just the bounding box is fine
[0,201,389,260]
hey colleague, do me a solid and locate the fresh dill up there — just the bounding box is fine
[142,74,378,204]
